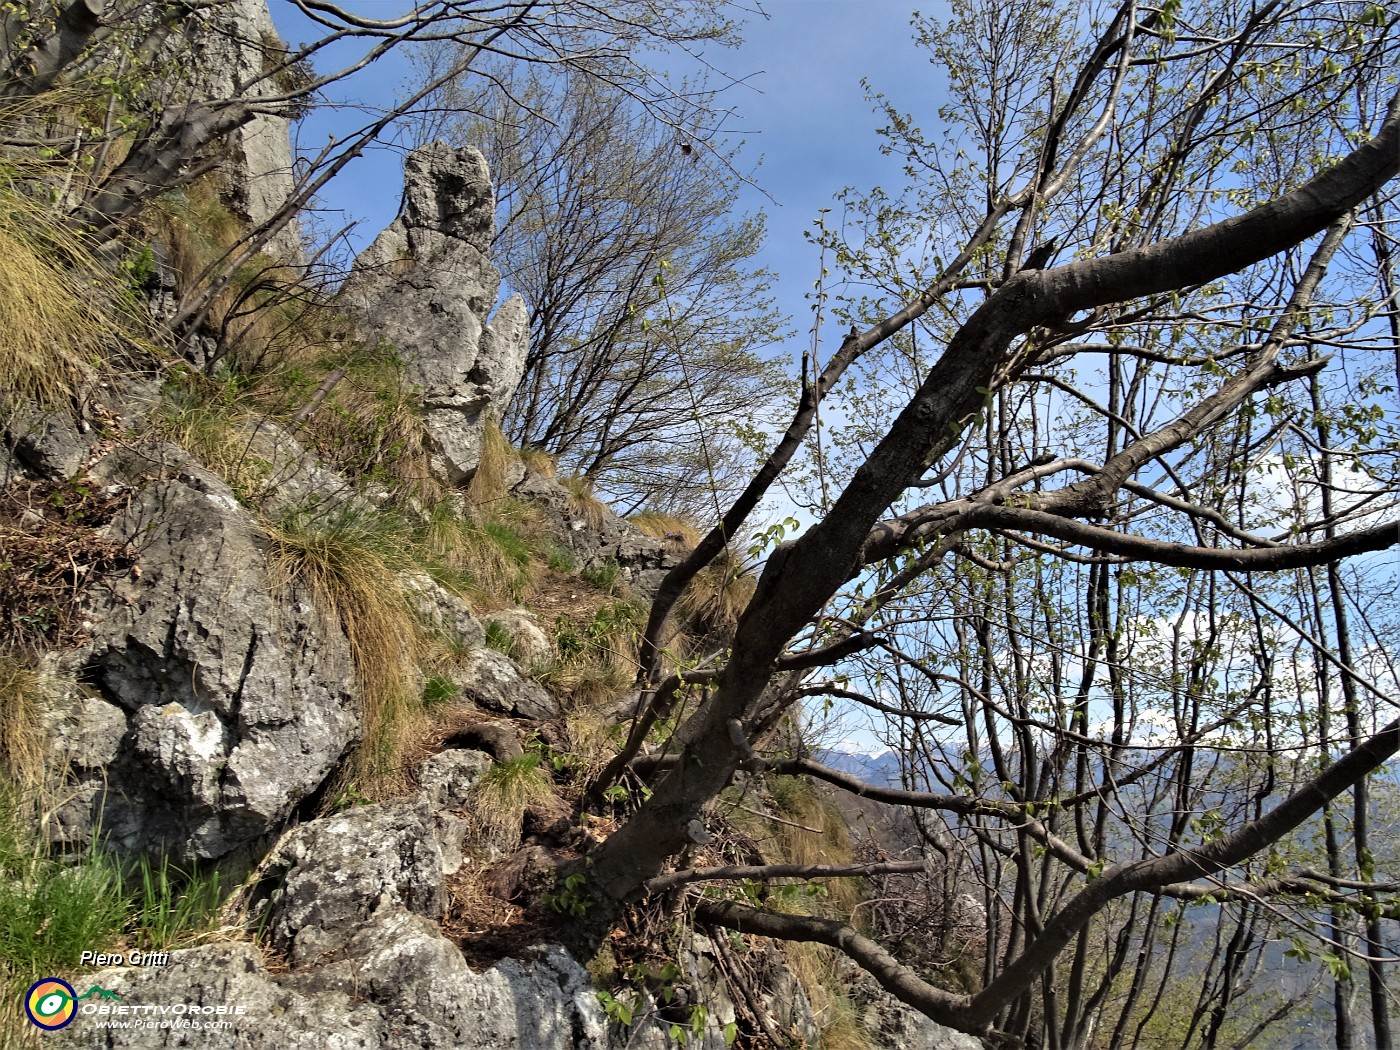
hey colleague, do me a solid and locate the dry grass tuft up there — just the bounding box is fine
[629,511,756,645]
[0,171,146,415]
[466,752,555,852]
[559,474,610,530]
[419,496,543,606]
[263,505,426,793]
[677,554,756,636]
[532,600,645,711]
[465,417,516,508]
[516,445,557,479]
[786,941,870,1050]
[561,707,625,781]
[766,776,855,868]
[0,652,52,797]
[628,511,702,548]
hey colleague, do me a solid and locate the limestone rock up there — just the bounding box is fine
[512,468,684,598]
[402,571,486,650]
[242,420,383,518]
[418,748,493,809]
[4,405,97,480]
[481,609,552,665]
[258,798,448,966]
[339,143,530,486]
[56,799,618,1049]
[52,940,391,1049]
[176,0,302,260]
[851,969,986,1050]
[40,681,128,845]
[451,647,559,722]
[71,445,360,862]
[55,935,620,1050]
[46,780,984,1050]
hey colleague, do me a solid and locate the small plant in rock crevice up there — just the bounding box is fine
[467,752,555,853]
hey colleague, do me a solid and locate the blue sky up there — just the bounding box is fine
[269,1,946,343]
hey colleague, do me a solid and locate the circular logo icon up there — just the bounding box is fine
[25,978,77,1030]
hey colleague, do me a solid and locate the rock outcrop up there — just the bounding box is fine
[512,468,686,598]
[49,784,985,1049]
[2,80,990,1050]
[54,445,361,863]
[176,0,303,260]
[339,143,530,486]
[52,791,739,1050]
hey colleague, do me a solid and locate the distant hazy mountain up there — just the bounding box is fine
[813,747,904,787]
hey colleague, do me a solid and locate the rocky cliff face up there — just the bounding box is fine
[59,446,360,864]
[174,0,303,261]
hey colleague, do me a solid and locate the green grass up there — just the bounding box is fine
[419,496,543,605]
[0,784,225,1045]
[420,673,460,709]
[130,855,224,951]
[533,601,645,710]
[580,558,624,594]
[148,367,271,502]
[483,619,515,656]
[545,543,579,574]
[0,846,128,980]
[468,752,555,851]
